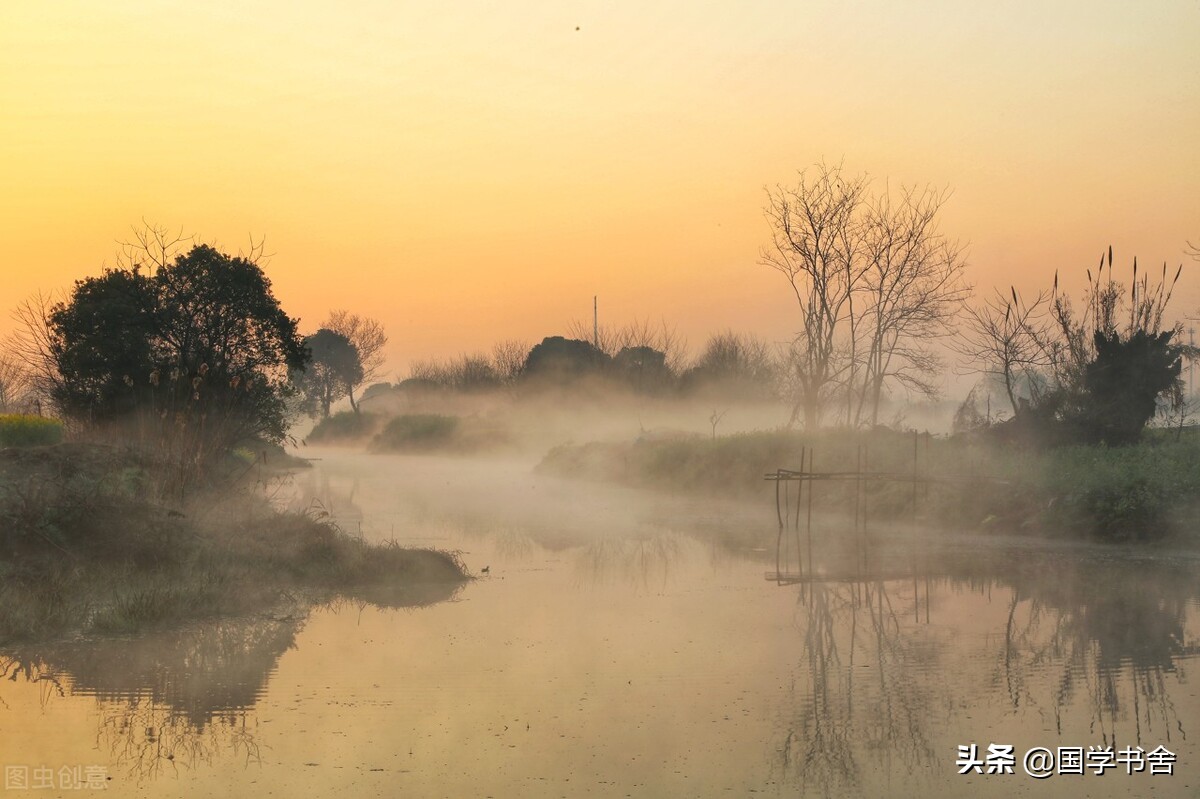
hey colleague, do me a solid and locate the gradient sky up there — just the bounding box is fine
[2,1,1197,378]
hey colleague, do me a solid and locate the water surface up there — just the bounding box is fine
[2,450,1198,797]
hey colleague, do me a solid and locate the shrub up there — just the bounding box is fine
[308,411,380,443]
[371,414,459,452]
[0,415,65,448]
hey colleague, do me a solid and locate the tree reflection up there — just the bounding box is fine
[774,578,938,797]
[770,546,1199,797]
[1,615,301,782]
[996,556,1199,748]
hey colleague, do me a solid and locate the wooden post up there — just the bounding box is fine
[862,445,870,574]
[912,432,919,614]
[777,470,787,583]
[794,446,805,531]
[912,431,919,528]
[855,444,863,574]
[806,448,814,578]
[774,469,783,529]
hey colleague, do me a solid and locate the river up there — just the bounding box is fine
[2,449,1198,797]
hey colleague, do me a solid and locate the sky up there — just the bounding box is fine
[2,0,1198,379]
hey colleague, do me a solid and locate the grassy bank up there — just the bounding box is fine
[0,443,469,644]
[536,428,1200,541]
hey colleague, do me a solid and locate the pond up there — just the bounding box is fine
[2,450,1198,797]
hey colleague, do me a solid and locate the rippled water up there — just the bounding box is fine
[2,450,1198,797]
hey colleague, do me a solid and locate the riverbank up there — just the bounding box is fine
[536,428,1200,541]
[0,443,469,645]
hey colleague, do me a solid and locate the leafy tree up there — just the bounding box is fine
[324,310,387,413]
[48,268,158,420]
[613,346,673,393]
[521,337,610,383]
[47,243,307,472]
[295,329,363,418]
[1075,330,1182,445]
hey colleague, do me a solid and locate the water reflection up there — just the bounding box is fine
[0,592,463,786]
[2,615,300,781]
[776,579,939,797]
[575,533,686,589]
[995,556,1197,748]
[772,550,1200,797]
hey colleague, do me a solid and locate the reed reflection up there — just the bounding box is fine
[772,547,1200,797]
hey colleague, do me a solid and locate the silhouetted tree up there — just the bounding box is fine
[324,310,387,413]
[682,332,777,398]
[990,250,1187,446]
[953,288,1053,417]
[295,329,362,418]
[521,337,610,382]
[613,345,673,393]
[46,243,307,468]
[761,162,967,429]
[0,355,31,413]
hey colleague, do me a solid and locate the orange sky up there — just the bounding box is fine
[2,1,1198,378]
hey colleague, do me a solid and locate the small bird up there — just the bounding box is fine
[481,565,490,574]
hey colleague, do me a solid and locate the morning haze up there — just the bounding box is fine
[1,3,1199,798]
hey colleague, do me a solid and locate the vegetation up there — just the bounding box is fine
[761,162,969,429]
[538,428,1200,542]
[365,413,509,454]
[308,410,382,443]
[372,414,459,451]
[0,443,467,644]
[957,250,1190,447]
[294,328,362,418]
[0,414,64,448]
[322,310,388,413]
[36,239,308,486]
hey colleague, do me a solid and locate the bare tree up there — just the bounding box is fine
[7,292,64,414]
[0,355,31,413]
[114,222,193,275]
[953,288,1052,417]
[852,186,970,425]
[491,339,529,383]
[760,164,868,429]
[761,163,967,429]
[324,310,388,413]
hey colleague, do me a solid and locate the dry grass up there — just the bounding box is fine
[0,443,469,645]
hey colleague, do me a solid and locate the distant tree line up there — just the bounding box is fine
[376,325,783,401]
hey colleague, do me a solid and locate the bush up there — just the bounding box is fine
[308,411,380,443]
[371,414,460,452]
[1038,441,1200,539]
[0,415,64,448]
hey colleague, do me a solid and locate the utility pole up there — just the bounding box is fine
[593,296,598,350]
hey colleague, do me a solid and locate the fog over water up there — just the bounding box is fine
[2,448,1199,798]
